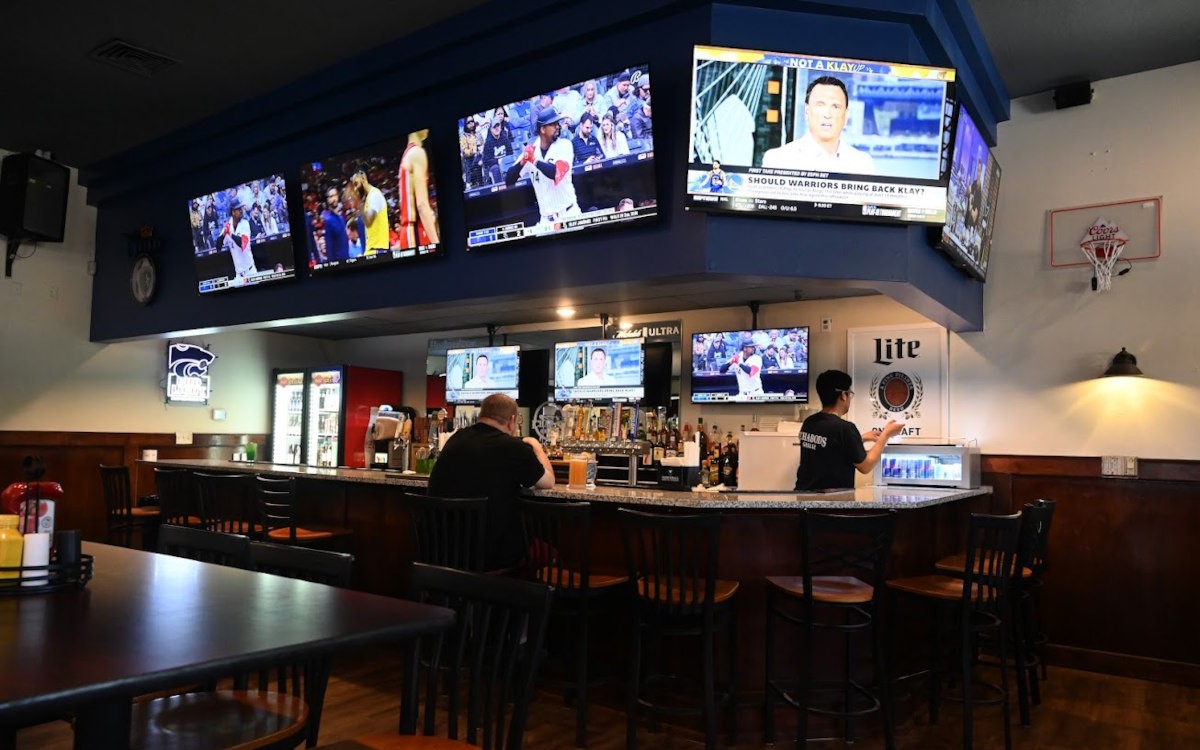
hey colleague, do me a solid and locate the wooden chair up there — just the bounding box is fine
[887,512,1023,750]
[154,467,205,527]
[401,492,489,572]
[137,529,313,749]
[317,562,553,750]
[256,475,354,549]
[196,471,262,537]
[618,508,739,750]
[518,497,628,747]
[99,464,160,549]
[765,510,897,750]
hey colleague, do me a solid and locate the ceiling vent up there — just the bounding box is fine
[89,39,179,77]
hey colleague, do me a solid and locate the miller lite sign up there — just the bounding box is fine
[847,323,948,440]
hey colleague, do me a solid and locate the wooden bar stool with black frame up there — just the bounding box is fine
[886,511,1022,750]
[518,496,628,748]
[99,464,161,550]
[400,491,489,572]
[257,475,354,551]
[153,467,206,528]
[618,508,739,750]
[195,471,262,537]
[764,509,898,750]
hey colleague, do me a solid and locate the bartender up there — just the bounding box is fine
[795,369,903,491]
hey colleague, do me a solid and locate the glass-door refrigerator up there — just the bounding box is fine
[270,365,404,468]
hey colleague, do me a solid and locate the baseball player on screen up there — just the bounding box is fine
[506,107,579,232]
[720,337,764,398]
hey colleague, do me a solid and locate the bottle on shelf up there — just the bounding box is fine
[721,438,739,487]
[696,417,708,458]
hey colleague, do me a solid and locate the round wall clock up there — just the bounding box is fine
[131,253,157,305]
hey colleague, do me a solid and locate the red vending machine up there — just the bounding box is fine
[270,366,403,467]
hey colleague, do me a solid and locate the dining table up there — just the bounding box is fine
[0,542,454,750]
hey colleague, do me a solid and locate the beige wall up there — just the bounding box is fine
[4,61,1196,458]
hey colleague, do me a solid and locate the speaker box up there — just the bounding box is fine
[0,153,69,242]
[1053,81,1093,110]
[517,349,550,406]
[641,342,673,408]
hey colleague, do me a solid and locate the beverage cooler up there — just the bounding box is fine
[873,443,980,489]
[270,366,403,467]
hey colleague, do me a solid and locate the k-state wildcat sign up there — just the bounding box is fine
[846,323,947,440]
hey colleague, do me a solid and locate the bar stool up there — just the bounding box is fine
[153,467,205,527]
[764,510,897,750]
[99,464,161,549]
[257,475,354,550]
[401,492,489,572]
[518,497,628,748]
[886,512,1023,750]
[618,508,739,750]
[195,471,261,537]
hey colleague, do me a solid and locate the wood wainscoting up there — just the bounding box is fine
[983,454,1200,687]
[0,431,267,542]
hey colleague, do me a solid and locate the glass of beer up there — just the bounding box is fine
[568,458,588,490]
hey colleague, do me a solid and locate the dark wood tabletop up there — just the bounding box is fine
[0,542,453,749]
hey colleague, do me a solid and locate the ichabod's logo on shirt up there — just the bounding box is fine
[800,431,828,450]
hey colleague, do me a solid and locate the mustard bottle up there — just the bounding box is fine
[0,514,24,579]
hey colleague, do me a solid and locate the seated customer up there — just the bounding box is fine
[427,393,555,569]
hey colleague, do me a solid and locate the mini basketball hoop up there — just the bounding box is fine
[1079,218,1128,292]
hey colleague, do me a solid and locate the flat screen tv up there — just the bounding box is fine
[937,105,1001,280]
[458,64,657,249]
[685,45,956,224]
[691,328,809,403]
[190,174,295,293]
[445,345,520,403]
[299,129,442,274]
[553,338,645,402]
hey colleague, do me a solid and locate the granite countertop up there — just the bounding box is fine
[142,458,988,510]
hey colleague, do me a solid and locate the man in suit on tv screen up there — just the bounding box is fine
[762,76,875,175]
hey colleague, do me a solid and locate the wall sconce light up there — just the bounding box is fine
[1102,347,1143,377]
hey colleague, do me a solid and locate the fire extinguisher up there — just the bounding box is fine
[1,456,62,535]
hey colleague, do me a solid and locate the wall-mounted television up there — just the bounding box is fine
[936,105,1001,280]
[299,129,442,274]
[691,328,809,403]
[458,64,657,249]
[445,345,520,403]
[685,45,955,225]
[190,174,295,293]
[554,338,645,402]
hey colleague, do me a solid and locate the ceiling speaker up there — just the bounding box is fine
[1054,81,1093,110]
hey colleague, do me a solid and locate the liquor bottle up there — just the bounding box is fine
[680,423,691,451]
[721,438,739,487]
[696,417,708,458]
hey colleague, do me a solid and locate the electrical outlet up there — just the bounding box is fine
[821,317,832,332]
[175,431,193,445]
[1101,455,1138,477]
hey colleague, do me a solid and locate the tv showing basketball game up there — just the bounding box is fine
[685,45,956,224]
[937,104,1001,281]
[445,345,520,403]
[458,64,658,249]
[189,174,295,294]
[553,338,645,402]
[691,328,810,403]
[299,129,442,275]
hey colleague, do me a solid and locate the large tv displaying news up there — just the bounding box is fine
[553,338,645,402]
[458,64,658,249]
[190,174,295,293]
[299,129,442,274]
[691,328,810,403]
[685,45,956,224]
[445,345,520,403]
[937,105,1001,281]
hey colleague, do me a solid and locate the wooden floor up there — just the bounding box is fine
[16,647,1200,749]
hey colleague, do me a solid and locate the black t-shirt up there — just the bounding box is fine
[426,422,546,568]
[794,411,867,491]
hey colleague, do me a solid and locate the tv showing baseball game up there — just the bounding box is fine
[445,345,520,403]
[936,104,1001,281]
[553,338,645,402]
[299,129,442,275]
[458,64,658,249]
[685,45,956,225]
[690,328,810,404]
[189,174,295,294]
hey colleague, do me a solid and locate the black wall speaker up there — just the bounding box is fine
[1053,81,1093,110]
[517,349,550,407]
[0,153,69,243]
[641,342,673,408]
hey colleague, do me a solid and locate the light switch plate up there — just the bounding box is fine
[175,432,193,445]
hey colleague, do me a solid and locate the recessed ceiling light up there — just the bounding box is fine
[556,307,576,318]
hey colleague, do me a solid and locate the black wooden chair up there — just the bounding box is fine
[153,467,205,527]
[618,508,739,750]
[256,475,353,550]
[99,464,160,549]
[765,510,897,750]
[156,523,251,567]
[401,492,489,572]
[195,471,261,537]
[519,497,628,747]
[327,562,553,750]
